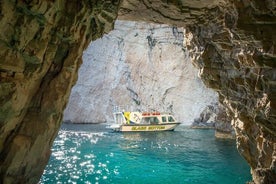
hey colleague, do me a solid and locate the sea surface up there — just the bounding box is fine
[40,124,252,184]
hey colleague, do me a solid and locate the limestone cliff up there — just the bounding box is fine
[0,0,275,184]
[63,20,218,124]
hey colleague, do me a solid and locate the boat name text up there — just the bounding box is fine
[131,126,166,131]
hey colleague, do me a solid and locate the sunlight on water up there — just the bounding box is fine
[40,124,251,184]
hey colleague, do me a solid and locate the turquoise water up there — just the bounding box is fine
[40,124,252,184]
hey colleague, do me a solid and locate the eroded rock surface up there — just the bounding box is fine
[0,1,119,183]
[119,1,276,183]
[0,0,275,183]
[191,102,235,139]
[63,20,218,124]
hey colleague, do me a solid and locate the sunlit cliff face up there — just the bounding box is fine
[63,20,219,125]
[0,0,275,183]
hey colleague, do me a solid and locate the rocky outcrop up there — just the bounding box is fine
[0,0,275,183]
[63,20,218,124]
[191,104,217,129]
[182,1,276,183]
[214,104,234,139]
[191,103,229,127]
[191,103,235,138]
[119,0,276,183]
[0,1,119,183]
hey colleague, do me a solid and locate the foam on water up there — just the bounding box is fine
[40,124,251,184]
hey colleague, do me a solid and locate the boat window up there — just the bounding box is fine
[162,116,167,122]
[150,117,159,124]
[141,117,150,124]
[141,117,160,124]
[168,116,175,122]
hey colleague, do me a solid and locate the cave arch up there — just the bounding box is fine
[0,0,275,183]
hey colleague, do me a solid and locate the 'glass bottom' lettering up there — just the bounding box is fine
[131,126,166,131]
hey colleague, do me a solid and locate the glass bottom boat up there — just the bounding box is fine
[109,107,180,132]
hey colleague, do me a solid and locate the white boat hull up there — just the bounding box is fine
[111,123,180,132]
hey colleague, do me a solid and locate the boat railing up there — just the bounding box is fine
[113,105,133,113]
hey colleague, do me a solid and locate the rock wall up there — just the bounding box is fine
[183,2,276,183]
[0,1,120,183]
[119,1,276,183]
[63,20,218,124]
[0,0,275,183]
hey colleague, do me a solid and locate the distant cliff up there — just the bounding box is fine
[63,20,218,124]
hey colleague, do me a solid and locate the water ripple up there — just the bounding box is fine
[40,124,251,184]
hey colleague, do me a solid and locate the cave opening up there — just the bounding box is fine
[40,20,252,183]
[1,1,275,183]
